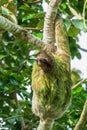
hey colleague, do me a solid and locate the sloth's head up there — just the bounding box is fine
[36,52,53,73]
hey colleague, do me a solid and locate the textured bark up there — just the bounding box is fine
[0,16,44,50]
[0,16,22,33]
[43,0,62,52]
[74,100,87,130]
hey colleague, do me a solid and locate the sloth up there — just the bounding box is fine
[31,17,71,130]
[32,51,71,130]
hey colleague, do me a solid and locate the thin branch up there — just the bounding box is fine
[74,99,87,130]
[14,91,26,130]
[22,0,42,5]
[0,16,45,50]
[43,0,62,52]
[24,27,42,31]
[72,78,87,89]
[79,47,87,52]
[4,115,22,121]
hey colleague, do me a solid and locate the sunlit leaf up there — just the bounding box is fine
[72,19,86,31]
[72,86,83,95]
[0,55,6,59]
[64,19,71,31]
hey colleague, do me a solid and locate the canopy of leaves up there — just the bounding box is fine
[0,0,87,130]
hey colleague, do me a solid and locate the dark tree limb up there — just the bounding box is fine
[79,47,87,52]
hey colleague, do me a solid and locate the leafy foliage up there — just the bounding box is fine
[0,0,87,130]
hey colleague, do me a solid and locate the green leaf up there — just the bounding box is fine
[64,19,71,31]
[19,5,30,11]
[33,12,45,18]
[22,14,35,21]
[8,118,16,124]
[22,13,45,21]
[72,86,83,95]
[4,87,9,92]
[37,19,44,28]
[10,78,18,86]
[0,55,6,59]
[21,89,29,97]
[68,26,80,37]
[82,93,87,98]
[0,113,8,118]
[72,19,86,31]
[10,54,17,60]
[61,3,67,9]
[76,51,81,59]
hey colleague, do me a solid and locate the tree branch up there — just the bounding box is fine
[72,78,87,89]
[67,0,82,19]
[4,115,22,121]
[24,27,42,31]
[0,0,62,52]
[22,0,42,5]
[0,16,45,50]
[74,99,87,130]
[14,91,28,130]
[43,0,62,52]
[79,47,87,52]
